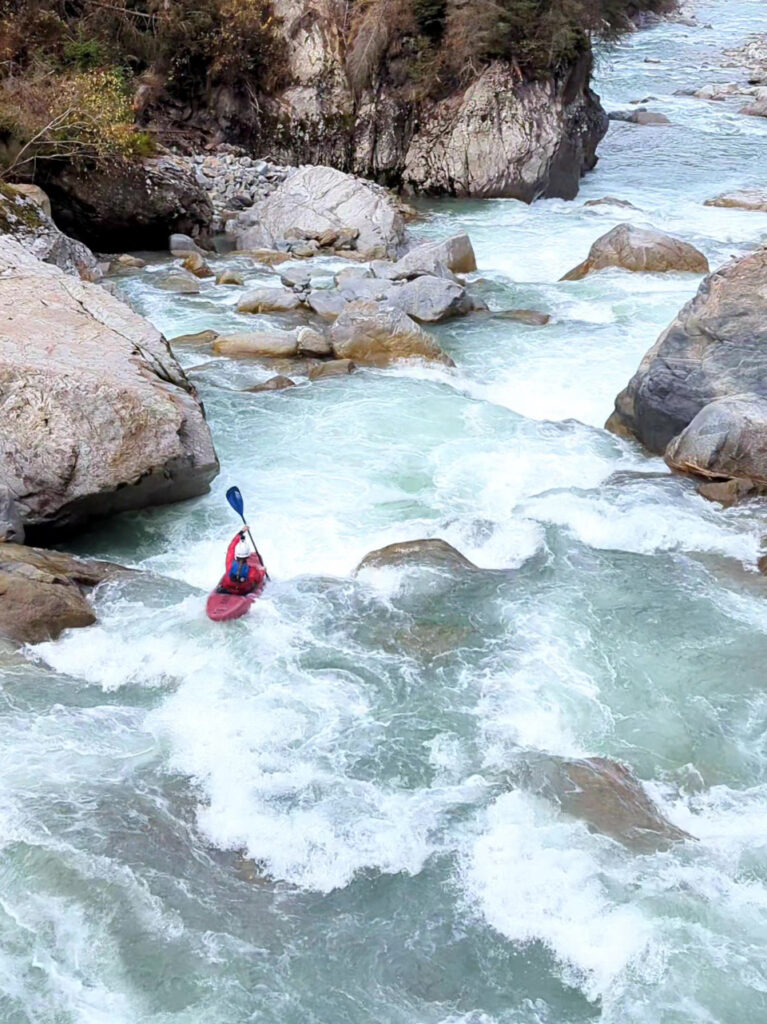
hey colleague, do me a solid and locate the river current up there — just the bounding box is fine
[3,3,767,1021]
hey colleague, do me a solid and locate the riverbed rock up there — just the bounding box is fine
[308,359,356,380]
[355,538,479,574]
[740,98,767,118]
[510,753,693,853]
[495,309,551,326]
[169,329,219,349]
[611,109,671,125]
[562,223,709,280]
[607,247,767,453]
[0,237,218,536]
[181,252,214,278]
[170,233,204,256]
[306,291,348,320]
[236,287,302,313]
[0,183,99,280]
[216,269,244,285]
[213,331,299,358]
[246,375,297,392]
[40,156,213,252]
[297,327,333,357]
[389,275,470,322]
[158,273,200,294]
[231,165,407,259]
[704,189,767,213]
[583,196,638,210]
[665,395,767,488]
[330,302,454,366]
[391,233,477,279]
[697,477,761,508]
[0,544,133,644]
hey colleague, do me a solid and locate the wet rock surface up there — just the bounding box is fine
[562,223,709,280]
[330,302,454,366]
[355,538,479,574]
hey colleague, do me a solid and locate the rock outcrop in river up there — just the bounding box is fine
[562,223,709,280]
[608,246,767,499]
[0,237,219,538]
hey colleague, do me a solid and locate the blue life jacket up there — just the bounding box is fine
[229,559,250,583]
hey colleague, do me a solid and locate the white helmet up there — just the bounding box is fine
[235,539,251,560]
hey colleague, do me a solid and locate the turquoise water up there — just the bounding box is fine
[3,3,767,1021]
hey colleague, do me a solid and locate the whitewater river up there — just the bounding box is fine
[4,2,767,1021]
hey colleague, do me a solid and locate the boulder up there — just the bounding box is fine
[510,753,693,853]
[170,233,203,256]
[169,329,219,348]
[495,309,551,326]
[704,189,767,213]
[236,287,302,313]
[297,327,333,358]
[665,395,767,487]
[330,301,454,366]
[279,266,312,290]
[335,266,373,285]
[740,99,767,118]
[308,359,356,380]
[337,278,393,302]
[306,290,348,320]
[0,543,131,644]
[242,248,293,266]
[0,237,218,536]
[158,274,200,294]
[389,275,470,322]
[213,331,299,358]
[215,269,244,285]
[583,196,638,210]
[0,183,99,280]
[40,156,213,252]
[562,223,709,280]
[612,109,671,125]
[0,491,23,544]
[391,233,477,278]
[607,247,767,453]
[112,253,146,270]
[231,165,406,259]
[697,477,760,508]
[246,375,297,392]
[181,252,214,278]
[355,538,479,574]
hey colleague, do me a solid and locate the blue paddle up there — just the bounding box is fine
[226,486,269,577]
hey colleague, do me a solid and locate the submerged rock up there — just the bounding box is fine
[330,301,453,366]
[215,269,244,285]
[230,166,407,259]
[607,247,767,453]
[355,538,479,574]
[0,238,218,537]
[158,273,200,294]
[495,309,551,326]
[245,375,297,392]
[308,359,356,380]
[510,752,694,853]
[181,252,214,278]
[704,189,767,213]
[562,223,709,280]
[0,544,131,644]
[583,196,638,210]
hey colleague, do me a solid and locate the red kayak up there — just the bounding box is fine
[206,577,265,621]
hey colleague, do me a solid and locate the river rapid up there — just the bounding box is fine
[4,3,767,1021]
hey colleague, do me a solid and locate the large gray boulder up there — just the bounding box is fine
[0,238,218,536]
[665,394,767,487]
[562,223,709,280]
[355,538,479,573]
[704,189,767,213]
[213,330,299,358]
[389,275,470,322]
[391,233,477,279]
[230,165,407,259]
[607,247,767,453]
[236,287,302,313]
[509,753,693,853]
[330,301,453,366]
[0,183,99,280]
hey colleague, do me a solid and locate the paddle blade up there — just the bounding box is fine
[226,486,245,518]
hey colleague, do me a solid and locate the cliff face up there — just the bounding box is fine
[151,0,607,201]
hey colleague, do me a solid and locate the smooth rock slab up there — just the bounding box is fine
[704,189,767,213]
[237,287,302,313]
[245,376,297,392]
[308,359,356,380]
[0,238,218,535]
[213,331,299,358]
[562,223,709,280]
[391,233,477,279]
[331,301,454,366]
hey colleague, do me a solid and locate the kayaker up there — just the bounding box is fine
[222,529,267,595]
